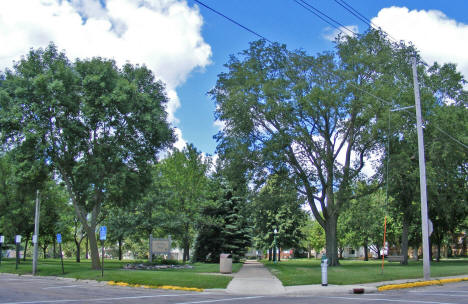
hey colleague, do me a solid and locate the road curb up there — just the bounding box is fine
[377,277,468,291]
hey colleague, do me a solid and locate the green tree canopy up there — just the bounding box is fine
[156,144,211,262]
[0,44,174,269]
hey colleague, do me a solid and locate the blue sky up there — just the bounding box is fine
[1,0,467,156]
[178,0,468,155]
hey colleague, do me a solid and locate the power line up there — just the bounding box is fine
[294,0,357,36]
[332,0,401,43]
[194,0,467,150]
[333,0,372,28]
[193,0,273,43]
[431,124,468,149]
[330,1,467,149]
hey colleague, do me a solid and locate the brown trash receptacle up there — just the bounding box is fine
[220,253,232,274]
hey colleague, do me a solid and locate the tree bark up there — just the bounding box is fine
[363,240,369,261]
[75,240,81,262]
[436,241,441,262]
[85,236,89,259]
[84,225,100,269]
[268,248,272,261]
[53,239,57,259]
[429,238,433,261]
[23,236,29,261]
[401,217,409,265]
[462,236,467,257]
[118,238,123,261]
[324,213,339,266]
[62,169,101,269]
[183,242,190,262]
[413,246,419,260]
[278,247,281,262]
[375,244,381,259]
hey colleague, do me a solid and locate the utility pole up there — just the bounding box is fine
[411,57,431,280]
[32,190,40,275]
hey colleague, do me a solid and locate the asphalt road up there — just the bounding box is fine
[0,274,467,304]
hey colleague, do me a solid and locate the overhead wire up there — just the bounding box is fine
[333,0,399,43]
[329,0,467,150]
[193,0,467,150]
[294,0,357,36]
[192,0,273,43]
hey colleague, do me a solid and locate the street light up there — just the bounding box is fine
[273,228,278,263]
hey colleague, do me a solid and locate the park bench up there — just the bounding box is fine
[387,255,404,262]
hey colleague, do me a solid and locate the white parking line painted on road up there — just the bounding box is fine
[402,293,468,297]
[1,279,50,282]
[0,293,206,304]
[42,285,85,290]
[174,296,265,304]
[319,296,457,304]
[409,291,468,294]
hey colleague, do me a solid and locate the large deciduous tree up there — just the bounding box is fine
[210,31,407,265]
[156,144,210,262]
[0,44,174,269]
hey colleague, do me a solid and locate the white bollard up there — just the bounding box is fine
[321,257,328,286]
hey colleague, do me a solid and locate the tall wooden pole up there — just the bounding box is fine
[412,57,431,280]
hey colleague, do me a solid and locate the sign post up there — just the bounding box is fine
[99,226,107,277]
[0,235,4,266]
[57,234,64,274]
[15,235,21,270]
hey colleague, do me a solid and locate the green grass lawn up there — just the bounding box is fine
[0,258,241,289]
[263,258,468,286]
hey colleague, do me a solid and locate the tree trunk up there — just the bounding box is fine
[436,241,441,262]
[324,213,339,266]
[375,244,381,259]
[401,217,409,265]
[462,235,467,257]
[268,248,272,261]
[75,240,81,262]
[53,239,57,259]
[413,246,419,260]
[84,225,101,269]
[183,242,190,262]
[63,173,101,269]
[429,238,433,261]
[23,236,30,261]
[278,247,281,262]
[86,236,89,259]
[363,240,369,261]
[118,238,123,261]
[43,246,47,259]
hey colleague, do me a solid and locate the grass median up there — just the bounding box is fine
[263,258,468,286]
[0,258,242,289]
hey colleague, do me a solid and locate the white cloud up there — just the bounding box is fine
[0,0,212,146]
[213,119,226,131]
[323,25,358,41]
[173,127,187,151]
[372,6,468,80]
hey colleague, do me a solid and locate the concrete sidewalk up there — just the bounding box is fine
[226,260,285,295]
[223,261,468,296]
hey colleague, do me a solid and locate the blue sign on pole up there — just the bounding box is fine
[57,233,62,244]
[100,226,107,241]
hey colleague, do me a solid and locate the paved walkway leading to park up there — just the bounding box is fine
[224,260,468,296]
[226,260,286,295]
